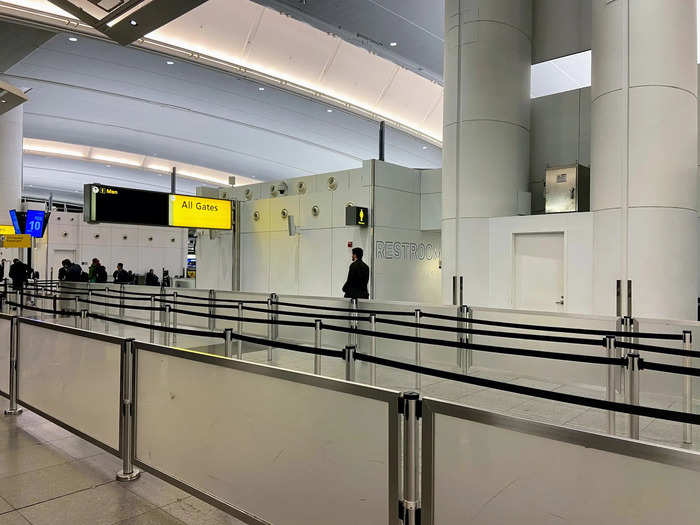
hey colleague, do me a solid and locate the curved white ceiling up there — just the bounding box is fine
[0,0,444,141]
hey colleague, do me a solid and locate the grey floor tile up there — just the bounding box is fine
[420,379,484,401]
[0,426,44,454]
[124,472,189,508]
[457,388,530,414]
[0,460,109,508]
[79,452,122,480]
[17,421,73,443]
[116,508,188,525]
[0,495,12,514]
[508,398,589,426]
[19,482,154,525]
[510,377,563,391]
[0,442,71,479]
[163,498,248,525]
[50,435,104,460]
[0,512,31,525]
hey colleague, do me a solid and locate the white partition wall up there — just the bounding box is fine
[18,320,123,451]
[134,344,399,525]
[422,399,700,525]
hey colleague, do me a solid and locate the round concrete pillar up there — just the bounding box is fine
[591,0,697,319]
[442,0,532,303]
[0,106,22,222]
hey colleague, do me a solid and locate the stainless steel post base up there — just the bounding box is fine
[116,468,141,482]
[4,408,22,416]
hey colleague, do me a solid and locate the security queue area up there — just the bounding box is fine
[1,1,700,524]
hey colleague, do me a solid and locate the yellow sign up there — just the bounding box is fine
[0,234,31,248]
[169,195,232,230]
[0,225,16,235]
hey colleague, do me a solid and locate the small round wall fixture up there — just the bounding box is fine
[94,234,100,239]
[244,189,253,200]
[148,236,153,242]
[123,235,128,240]
[270,185,277,196]
[62,232,68,237]
[296,181,307,194]
[170,238,175,243]
[253,211,261,222]
[311,205,320,217]
[327,176,337,191]
[280,209,289,219]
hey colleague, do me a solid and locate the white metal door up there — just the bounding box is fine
[513,232,565,312]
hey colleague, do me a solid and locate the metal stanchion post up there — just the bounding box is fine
[314,319,322,375]
[80,309,89,331]
[224,328,233,358]
[627,352,640,439]
[683,330,693,444]
[350,298,359,348]
[119,284,125,318]
[208,290,216,331]
[370,313,377,386]
[87,289,92,315]
[17,291,22,316]
[266,297,273,362]
[237,302,243,359]
[149,296,155,343]
[117,340,140,482]
[457,305,468,373]
[73,297,79,328]
[605,336,616,435]
[53,293,58,319]
[163,305,171,346]
[344,345,356,382]
[104,288,109,333]
[4,317,22,416]
[401,392,420,525]
[466,306,473,370]
[172,292,178,345]
[414,309,421,390]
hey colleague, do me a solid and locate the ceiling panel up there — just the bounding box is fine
[320,41,398,110]
[376,67,443,132]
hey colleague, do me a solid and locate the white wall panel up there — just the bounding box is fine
[240,232,270,293]
[268,195,300,232]
[240,200,270,234]
[18,323,121,450]
[374,161,419,193]
[299,229,333,297]
[420,193,441,232]
[374,188,420,230]
[298,191,331,230]
[135,350,394,525]
[80,223,112,246]
[268,231,299,295]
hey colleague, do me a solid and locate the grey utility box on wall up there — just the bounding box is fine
[544,164,590,214]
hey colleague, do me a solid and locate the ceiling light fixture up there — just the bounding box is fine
[422,146,428,150]
[326,109,333,113]
[389,42,397,47]
[68,36,78,42]
[130,20,138,26]
[92,154,141,167]
[166,60,174,65]
[0,100,6,104]
[258,87,265,91]
[24,144,86,157]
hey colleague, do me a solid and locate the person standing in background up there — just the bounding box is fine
[113,263,130,284]
[8,259,27,290]
[0,258,6,281]
[342,247,369,300]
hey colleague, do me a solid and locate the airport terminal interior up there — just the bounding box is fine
[1,0,700,524]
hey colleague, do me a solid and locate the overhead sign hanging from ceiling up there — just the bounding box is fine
[47,0,209,45]
[84,184,232,230]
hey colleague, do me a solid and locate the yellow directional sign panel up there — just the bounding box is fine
[0,234,31,248]
[0,225,16,235]
[169,194,232,230]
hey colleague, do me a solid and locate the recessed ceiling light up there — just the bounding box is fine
[68,37,78,42]
[130,20,138,26]
[389,42,398,47]
[422,146,428,150]
[105,165,111,168]
[166,60,174,65]
[0,100,6,104]
[326,109,333,113]
[258,87,265,91]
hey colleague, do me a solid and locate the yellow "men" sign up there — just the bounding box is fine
[0,234,31,248]
[169,195,232,230]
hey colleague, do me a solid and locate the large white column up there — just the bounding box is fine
[0,105,23,262]
[442,0,532,304]
[591,0,697,320]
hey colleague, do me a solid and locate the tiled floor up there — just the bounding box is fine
[0,398,246,525]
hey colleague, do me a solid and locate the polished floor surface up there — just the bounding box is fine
[0,397,246,525]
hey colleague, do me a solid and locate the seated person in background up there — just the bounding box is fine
[113,263,130,284]
[61,259,83,282]
[145,269,160,286]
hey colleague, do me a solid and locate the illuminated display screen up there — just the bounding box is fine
[85,184,169,226]
[8,210,49,238]
[169,195,232,230]
[85,184,232,230]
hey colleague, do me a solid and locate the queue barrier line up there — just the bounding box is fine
[4,293,697,364]
[421,311,683,340]
[354,352,700,426]
[242,304,370,322]
[641,360,700,377]
[272,300,416,317]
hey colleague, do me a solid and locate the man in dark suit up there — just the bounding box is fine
[342,247,369,299]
